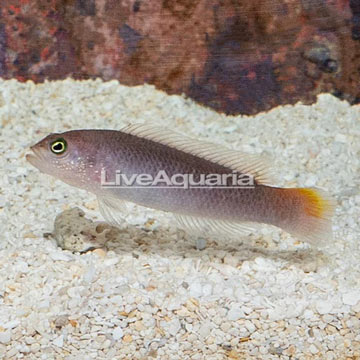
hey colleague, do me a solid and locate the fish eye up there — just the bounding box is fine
[50,138,67,155]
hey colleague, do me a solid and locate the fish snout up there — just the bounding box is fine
[26,145,44,168]
[25,152,38,166]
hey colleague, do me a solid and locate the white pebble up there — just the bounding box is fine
[30,343,41,353]
[245,320,256,333]
[0,332,11,344]
[309,344,318,354]
[334,134,347,143]
[49,251,73,262]
[104,258,119,266]
[342,291,360,306]
[167,319,181,336]
[316,300,332,315]
[52,335,64,348]
[112,327,124,340]
[303,309,314,319]
[198,321,212,338]
[3,320,19,329]
[202,284,212,297]
[189,282,202,298]
[304,174,317,187]
[227,307,244,321]
[83,265,96,283]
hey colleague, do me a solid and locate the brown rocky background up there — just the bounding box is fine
[0,0,359,115]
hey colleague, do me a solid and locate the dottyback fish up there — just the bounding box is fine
[26,124,335,245]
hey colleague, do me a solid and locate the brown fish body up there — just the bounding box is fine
[26,125,334,245]
[52,130,292,225]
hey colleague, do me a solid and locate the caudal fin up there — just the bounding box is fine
[283,188,336,246]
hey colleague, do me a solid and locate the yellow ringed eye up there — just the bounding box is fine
[50,138,67,154]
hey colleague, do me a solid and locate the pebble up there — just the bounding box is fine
[198,321,212,338]
[304,174,318,187]
[342,291,360,306]
[227,307,244,321]
[309,344,319,354]
[6,347,18,357]
[335,134,347,143]
[316,300,333,315]
[245,320,256,333]
[113,327,124,340]
[220,322,231,332]
[189,282,202,298]
[93,248,107,258]
[167,319,181,336]
[53,335,64,347]
[30,343,41,353]
[49,251,73,262]
[122,334,133,343]
[3,320,19,329]
[0,331,11,344]
[303,309,314,319]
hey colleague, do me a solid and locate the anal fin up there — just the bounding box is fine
[174,213,259,240]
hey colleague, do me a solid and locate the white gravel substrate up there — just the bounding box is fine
[0,78,359,359]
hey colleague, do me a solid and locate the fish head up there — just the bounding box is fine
[26,131,101,191]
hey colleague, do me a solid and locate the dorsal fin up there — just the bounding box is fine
[121,123,274,185]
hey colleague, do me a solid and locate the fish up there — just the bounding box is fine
[26,124,335,246]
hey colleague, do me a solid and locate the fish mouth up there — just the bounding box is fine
[25,152,38,166]
[26,146,44,170]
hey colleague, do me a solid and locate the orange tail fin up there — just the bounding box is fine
[283,188,336,246]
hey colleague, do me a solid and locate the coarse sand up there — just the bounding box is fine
[0,78,360,359]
